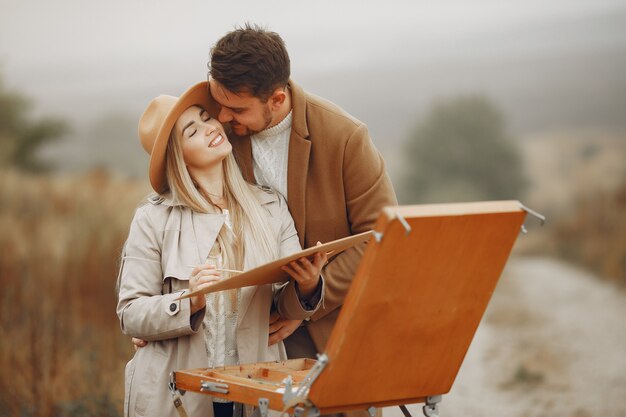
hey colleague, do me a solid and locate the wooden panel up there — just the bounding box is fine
[308,201,526,409]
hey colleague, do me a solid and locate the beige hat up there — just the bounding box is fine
[138,81,218,193]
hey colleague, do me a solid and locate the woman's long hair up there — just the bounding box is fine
[163,126,279,272]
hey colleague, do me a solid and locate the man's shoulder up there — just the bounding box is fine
[290,80,371,145]
[303,90,363,129]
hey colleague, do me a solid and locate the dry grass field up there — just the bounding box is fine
[0,169,150,416]
[518,130,626,285]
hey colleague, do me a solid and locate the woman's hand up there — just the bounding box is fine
[189,264,221,314]
[281,245,327,298]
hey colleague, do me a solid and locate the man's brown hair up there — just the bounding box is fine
[209,23,290,101]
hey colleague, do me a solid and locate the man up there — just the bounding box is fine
[207,24,397,358]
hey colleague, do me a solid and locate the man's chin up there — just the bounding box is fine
[231,125,250,136]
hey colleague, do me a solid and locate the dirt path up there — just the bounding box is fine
[384,256,626,417]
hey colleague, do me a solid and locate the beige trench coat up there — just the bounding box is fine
[117,186,321,417]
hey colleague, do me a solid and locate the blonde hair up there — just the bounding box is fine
[163,122,279,272]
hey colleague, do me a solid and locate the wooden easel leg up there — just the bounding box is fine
[399,405,412,417]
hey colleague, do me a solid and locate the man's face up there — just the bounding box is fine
[209,79,273,136]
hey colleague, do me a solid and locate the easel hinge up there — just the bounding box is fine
[282,353,329,406]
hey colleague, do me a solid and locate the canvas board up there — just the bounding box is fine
[177,230,373,299]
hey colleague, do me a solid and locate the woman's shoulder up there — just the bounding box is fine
[132,193,187,226]
[248,184,283,206]
[247,184,291,220]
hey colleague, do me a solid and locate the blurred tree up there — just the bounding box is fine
[0,76,68,172]
[400,95,525,204]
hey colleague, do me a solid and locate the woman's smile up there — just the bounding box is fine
[208,133,224,148]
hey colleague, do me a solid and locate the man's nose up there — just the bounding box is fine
[218,107,232,123]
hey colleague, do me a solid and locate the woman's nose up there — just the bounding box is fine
[204,125,216,136]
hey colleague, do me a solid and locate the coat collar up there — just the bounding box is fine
[289,80,309,140]
[152,184,276,208]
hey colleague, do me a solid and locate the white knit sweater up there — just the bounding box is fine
[250,111,292,199]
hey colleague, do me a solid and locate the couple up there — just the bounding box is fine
[116,25,397,417]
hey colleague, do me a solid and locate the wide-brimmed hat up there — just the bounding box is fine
[138,81,218,193]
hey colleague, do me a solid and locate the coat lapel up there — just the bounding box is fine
[237,286,258,327]
[237,190,279,326]
[191,212,226,264]
[193,210,259,326]
[287,133,310,247]
[286,80,310,247]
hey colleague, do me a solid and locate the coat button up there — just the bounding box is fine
[169,303,177,312]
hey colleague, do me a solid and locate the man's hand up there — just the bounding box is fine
[269,311,302,346]
[132,337,147,352]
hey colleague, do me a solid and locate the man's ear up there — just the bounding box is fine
[268,88,287,111]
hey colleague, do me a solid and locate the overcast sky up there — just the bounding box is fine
[2,0,623,111]
[1,0,625,177]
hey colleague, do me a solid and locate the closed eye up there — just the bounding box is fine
[200,110,211,122]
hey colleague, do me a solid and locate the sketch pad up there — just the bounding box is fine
[177,230,373,299]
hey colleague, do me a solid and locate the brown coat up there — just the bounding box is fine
[229,80,398,352]
[116,186,321,417]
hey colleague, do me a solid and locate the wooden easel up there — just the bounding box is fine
[172,201,537,417]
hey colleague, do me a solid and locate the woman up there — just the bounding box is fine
[116,82,326,417]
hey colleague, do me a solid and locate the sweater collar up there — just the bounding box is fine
[253,110,292,139]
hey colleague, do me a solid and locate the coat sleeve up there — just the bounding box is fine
[116,205,204,341]
[272,194,324,320]
[311,123,397,321]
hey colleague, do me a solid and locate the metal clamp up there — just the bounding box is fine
[169,373,189,417]
[395,214,412,235]
[422,395,442,417]
[282,375,295,404]
[200,380,229,394]
[295,353,329,398]
[520,203,546,226]
[258,398,269,417]
[169,372,186,396]
[308,407,321,417]
[519,203,546,234]
[290,405,320,417]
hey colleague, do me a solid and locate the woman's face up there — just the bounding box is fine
[174,105,232,171]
